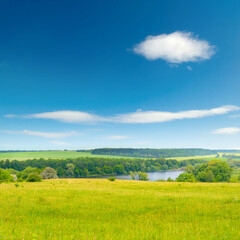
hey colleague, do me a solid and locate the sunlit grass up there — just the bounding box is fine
[0,179,239,239]
[0,151,136,161]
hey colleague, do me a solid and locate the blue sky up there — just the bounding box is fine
[1,0,240,150]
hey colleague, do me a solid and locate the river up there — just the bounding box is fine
[101,170,184,181]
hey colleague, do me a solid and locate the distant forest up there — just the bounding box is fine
[91,148,218,158]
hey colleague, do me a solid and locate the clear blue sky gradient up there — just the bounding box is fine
[1,0,240,149]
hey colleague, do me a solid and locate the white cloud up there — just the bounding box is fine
[133,31,216,63]
[105,135,131,140]
[4,114,16,118]
[50,141,70,145]
[187,66,192,71]
[112,105,239,124]
[211,127,240,135]
[24,111,106,123]
[5,105,239,124]
[3,130,80,138]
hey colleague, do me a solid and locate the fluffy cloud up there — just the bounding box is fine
[113,105,239,124]
[211,127,240,135]
[3,130,79,138]
[4,105,239,124]
[133,31,216,63]
[24,111,106,123]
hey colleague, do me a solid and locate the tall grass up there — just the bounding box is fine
[0,179,239,239]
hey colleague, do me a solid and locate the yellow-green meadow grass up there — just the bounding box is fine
[0,179,239,240]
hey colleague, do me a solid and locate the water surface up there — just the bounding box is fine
[103,170,184,181]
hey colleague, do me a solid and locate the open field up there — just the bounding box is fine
[0,151,137,161]
[166,154,219,161]
[1,151,240,162]
[0,179,239,240]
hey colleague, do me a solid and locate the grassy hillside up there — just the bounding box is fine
[0,179,239,240]
[0,151,239,162]
[0,151,136,161]
[0,151,219,161]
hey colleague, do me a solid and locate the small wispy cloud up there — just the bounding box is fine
[3,130,80,138]
[24,111,107,123]
[4,114,16,118]
[187,66,192,71]
[133,31,216,64]
[50,141,70,145]
[211,127,240,135]
[104,135,132,140]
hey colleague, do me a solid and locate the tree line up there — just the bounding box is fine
[91,148,217,158]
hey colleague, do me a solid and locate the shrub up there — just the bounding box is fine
[0,168,14,183]
[167,177,174,182]
[41,167,58,179]
[130,171,148,181]
[17,167,40,181]
[26,172,42,182]
[17,178,24,182]
[229,177,238,183]
[108,177,116,182]
[176,173,196,182]
[139,172,149,181]
[156,179,166,182]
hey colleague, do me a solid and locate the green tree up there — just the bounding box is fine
[0,168,14,183]
[206,159,232,182]
[129,171,148,181]
[66,163,75,177]
[196,170,214,182]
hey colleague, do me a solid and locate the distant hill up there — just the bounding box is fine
[91,148,218,158]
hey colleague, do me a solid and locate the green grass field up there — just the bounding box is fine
[0,179,239,240]
[1,151,240,162]
[166,154,219,160]
[0,151,136,161]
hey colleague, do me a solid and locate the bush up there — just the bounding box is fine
[41,167,58,179]
[130,171,148,181]
[167,177,174,182]
[139,172,149,181]
[17,167,40,181]
[26,172,42,182]
[176,173,196,182]
[0,168,14,183]
[108,177,116,182]
[229,177,239,183]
